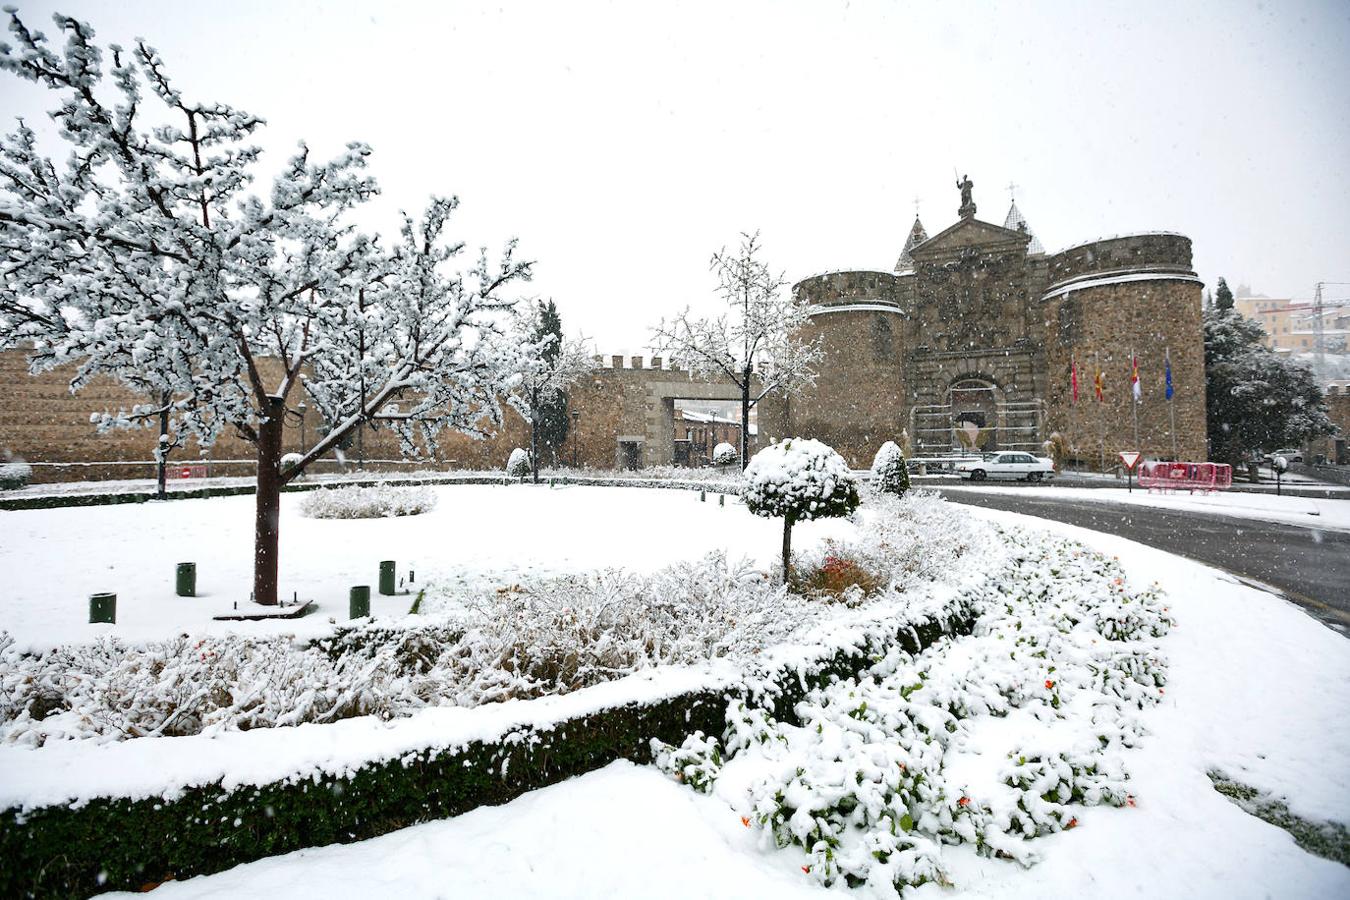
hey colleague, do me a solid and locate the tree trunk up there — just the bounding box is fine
[531,410,540,485]
[155,389,171,500]
[781,515,793,584]
[253,396,285,606]
[740,379,752,471]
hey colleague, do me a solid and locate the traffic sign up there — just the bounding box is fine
[1119,451,1142,471]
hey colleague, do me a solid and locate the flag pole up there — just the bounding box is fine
[1070,355,1078,473]
[1166,347,1178,459]
[1096,350,1105,475]
[1131,348,1140,451]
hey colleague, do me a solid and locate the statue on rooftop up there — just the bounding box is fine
[956,174,976,219]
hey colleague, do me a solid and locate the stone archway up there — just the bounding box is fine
[949,377,1003,451]
[642,380,748,467]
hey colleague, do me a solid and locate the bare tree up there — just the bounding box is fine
[0,11,530,605]
[651,231,820,468]
[508,300,594,483]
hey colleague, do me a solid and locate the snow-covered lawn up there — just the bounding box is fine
[108,504,1350,899]
[0,484,851,650]
[943,483,1350,532]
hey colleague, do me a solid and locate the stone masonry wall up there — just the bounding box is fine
[1042,278,1207,464]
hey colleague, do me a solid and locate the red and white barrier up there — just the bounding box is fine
[1137,461,1233,494]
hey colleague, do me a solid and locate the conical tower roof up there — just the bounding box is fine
[1002,201,1044,254]
[894,216,929,273]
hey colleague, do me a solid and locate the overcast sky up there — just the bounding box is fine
[4,0,1348,352]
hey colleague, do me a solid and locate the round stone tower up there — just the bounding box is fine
[1040,233,1207,461]
[787,270,908,467]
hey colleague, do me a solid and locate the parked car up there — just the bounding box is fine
[955,451,1055,482]
[1262,448,1304,464]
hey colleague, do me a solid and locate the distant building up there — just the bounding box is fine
[1235,288,1350,355]
[672,401,754,467]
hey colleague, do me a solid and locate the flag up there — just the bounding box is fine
[1164,350,1174,400]
[1071,359,1079,404]
[1093,367,1104,401]
[1130,354,1141,402]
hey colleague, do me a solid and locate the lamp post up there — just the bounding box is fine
[572,410,580,468]
[298,401,307,454]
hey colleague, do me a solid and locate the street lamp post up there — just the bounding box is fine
[572,410,581,468]
[298,401,308,455]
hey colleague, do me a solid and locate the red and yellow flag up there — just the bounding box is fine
[1093,367,1104,401]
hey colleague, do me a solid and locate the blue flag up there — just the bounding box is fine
[1164,353,1174,400]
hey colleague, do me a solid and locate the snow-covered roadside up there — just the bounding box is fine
[110,507,1350,899]
[943,483,1350,532]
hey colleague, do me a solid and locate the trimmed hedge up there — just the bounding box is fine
[0,474,740,512]
[0,598,976,898]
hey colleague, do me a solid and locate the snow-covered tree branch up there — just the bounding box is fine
[0,10,532,603]
[508,299,594,481]
[650,231,820,468]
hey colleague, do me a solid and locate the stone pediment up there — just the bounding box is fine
[910,217,1031,260]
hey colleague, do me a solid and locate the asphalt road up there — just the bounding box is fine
[936,487,1350,634]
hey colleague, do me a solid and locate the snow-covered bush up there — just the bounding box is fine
[871,440,909,495]
[651,528,1173,893]
[712,442,739,466]
[743,438,860,581]
[0,551,818,745]
[506,447,531,480]
[297,484,437,519]
[0,461,31,491]
[280,452,304,475]
[650,732,723,793]
[792,553,880,604]
[791,489,971,602]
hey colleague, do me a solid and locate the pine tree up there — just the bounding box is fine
[510,300,592,481]
[871,441,910,495]
[534,301,571,463]
[1214,278,1234,312]
[1203,286,1334,464]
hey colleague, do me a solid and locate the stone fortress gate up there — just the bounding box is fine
[761,178,1208,469]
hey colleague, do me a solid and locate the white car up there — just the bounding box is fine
[955,451,1055,482]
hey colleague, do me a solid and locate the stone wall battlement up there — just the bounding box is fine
[1047,233,1194,288]
[794,271,903,309]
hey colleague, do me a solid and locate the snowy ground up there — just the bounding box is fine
[0,484,851,650]
[942,483,1350,532]
[110,504,1350,900]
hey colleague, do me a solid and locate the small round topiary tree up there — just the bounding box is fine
[712,442,739,467]
[871,440,909,496]
[742,438,860,583]
[506,447,531,482]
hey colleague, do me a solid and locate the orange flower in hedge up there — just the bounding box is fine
[802,866,811,874]
[1045,679,1055,690]
[1126,796,1136,808]
[958,796,971,807]
[741,816,750,827]
[1067,817,1079,829]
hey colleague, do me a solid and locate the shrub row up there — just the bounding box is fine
[0,596,976,898]
[0,473,740,512]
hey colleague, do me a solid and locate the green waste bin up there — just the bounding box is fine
[89,592,116,624]
[176,562,196,597]
[350,585,371,619]
[379,560,396,596]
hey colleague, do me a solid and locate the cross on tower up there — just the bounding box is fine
[913,194,921,217]
[1007,181,1019,203]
